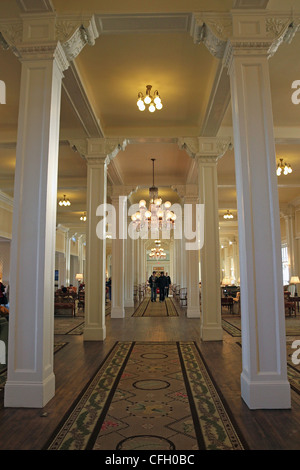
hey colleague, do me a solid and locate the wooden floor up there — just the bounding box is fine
[1,299,300,451]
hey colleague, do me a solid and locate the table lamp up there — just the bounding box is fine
[290,276,300,297]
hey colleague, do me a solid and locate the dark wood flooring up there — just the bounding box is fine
[0,299,300,452]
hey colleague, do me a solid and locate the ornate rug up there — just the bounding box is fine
[54,317,85,335]
[222,315,300,337]
[132,298,179,317]
[45,341,247,451]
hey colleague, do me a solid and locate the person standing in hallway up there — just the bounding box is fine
[149,271,157,302]
[165,272,171,298]
[157,272,167,302]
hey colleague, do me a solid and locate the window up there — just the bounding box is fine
[282,244,289,286]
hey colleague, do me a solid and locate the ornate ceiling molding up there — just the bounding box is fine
[190,11,300,63]
[178,137,231,160]
[0,13,99,65]
[69,138,128,164]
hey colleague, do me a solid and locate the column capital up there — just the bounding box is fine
[172,184,198,201]
[178,136,231,161]
[111,185,136,200]
[0,11,99,65]
[69,138,128,165]
[190,10,299,63]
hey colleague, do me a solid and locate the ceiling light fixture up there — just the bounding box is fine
[137,85,163,112]
[276,158,292,176]
[80,212,87,221]
[58,195,71,207]
[223,210,234,220]
[149,246,167,260]
[131,158,176,231]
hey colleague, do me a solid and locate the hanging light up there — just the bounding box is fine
[276,158,292,176]
[137,85,163,112]
[80,212,87,221]
[223,210,234,220]
[58,195,71,206]
[131,158,176,232]
[149,245,167,260]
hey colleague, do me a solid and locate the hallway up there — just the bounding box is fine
[1,301,300,451]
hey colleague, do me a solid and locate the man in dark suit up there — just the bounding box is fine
[157,272,167,302]
[165,272,171,298]
[149,271,157,302]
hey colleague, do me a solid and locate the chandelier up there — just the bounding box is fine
[149,241,167,259]
[131,159,176,231]
[137,85,163,112]
[80,212,87,221]
[58,195,71,206]
[223,210,234,220]
[276,158,292,176]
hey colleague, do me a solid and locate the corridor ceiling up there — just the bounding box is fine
[0,0,300,241]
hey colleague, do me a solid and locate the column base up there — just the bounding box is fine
[83,326,106,341]
[200,325,223,341]
[4,372,55,408]
[187,307,200,318]
[111,307,125,318]
[241,372,291,409]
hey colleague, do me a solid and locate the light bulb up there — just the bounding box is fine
[139,199,147,208]
[135,212,141,220]
[131,214,137,221]
[154,198,162,206]
[149,102,155,112]
[155,101,163,110]
[276,167,281,176]
[164,201,171,209]
[145,210,151,219]
[137,100,145,111]
[154,95,161,105]
[144,95,151,105]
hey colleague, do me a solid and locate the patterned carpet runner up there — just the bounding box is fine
[46,341,247,451]
[132,297,179,317]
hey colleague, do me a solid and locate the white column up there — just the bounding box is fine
[196,149,224,340]
[285,210,296,277]
[232,239,239,284]
[84,152,107,340]
[4,42,68,408]
[65,233,71,286]
[184,189,200,318]
[226,28,291,408]
[124,218,134,307]
[111,194,126,317]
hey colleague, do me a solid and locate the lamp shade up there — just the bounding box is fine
[75,273,83,280]
[290,276,300,284]
[222,277,231,286]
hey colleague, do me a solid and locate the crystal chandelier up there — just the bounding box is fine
[149,241,167,259]
[223,210,234,220]
[58,195,71,206]
[276,158,292,176]
[137,85,163,112]
[131,159,176,231]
